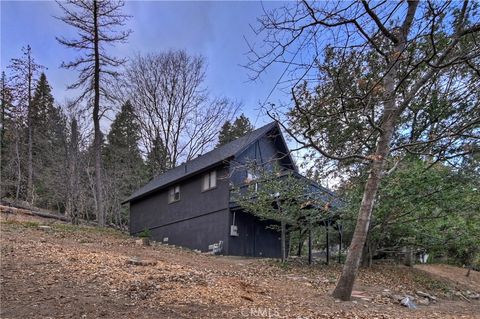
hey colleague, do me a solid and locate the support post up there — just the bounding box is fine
[308,228,312,265]
[338,224,343,264]
[281,220,286,262]
[325,218,330,265]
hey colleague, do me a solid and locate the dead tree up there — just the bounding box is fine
[56,0,131,226]
[123,50,238,169]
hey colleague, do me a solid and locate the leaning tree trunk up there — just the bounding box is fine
[92,0,104,227]
[331,126,395,300]
[332,42,401,300]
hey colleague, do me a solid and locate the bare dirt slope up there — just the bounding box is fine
[415,264,480,293]
[1,220,479,319]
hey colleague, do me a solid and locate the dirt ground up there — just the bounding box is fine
[415,264,480,293]
[1,219,479,319]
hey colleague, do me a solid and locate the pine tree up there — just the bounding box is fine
[30,73,68,209]
[0,72,14,198]
[146,136,169,177]
[104,101,146,226]
[217,121,232,147]
[217,114,253,146]
[66,117,81,224]
[8,45,44,202]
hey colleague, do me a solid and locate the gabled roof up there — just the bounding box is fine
[123,121,280,203]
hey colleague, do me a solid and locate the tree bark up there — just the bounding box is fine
[332,42,400,299]
[27,53,33,204]
[338,224,343,264]
[15,130,21,200]
[297,239,303,257]
[331,133,393,300]
[0,78,5,199]
[93,0,104,227]
[281,220,286,262]
[308,228,312,265]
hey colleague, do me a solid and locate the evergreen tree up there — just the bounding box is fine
[146,136,169,177]
[217,114,253,146]
[104,101,146,226]
[0,71,15,198]
[217,121,232,146]
[8,46,44,202]
[30,73,68,209]
[66,117,81,224]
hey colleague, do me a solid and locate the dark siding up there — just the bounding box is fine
[129,165,230,252]
[230,134,285,185]
[149,209,230,252]
[226,133,296,258]
[227,210,281,258]
[128,125,297,257]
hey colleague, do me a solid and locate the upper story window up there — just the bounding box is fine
[202,170,217,191]
[168,185,180,203]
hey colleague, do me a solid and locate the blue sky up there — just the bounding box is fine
[1,0,290,127]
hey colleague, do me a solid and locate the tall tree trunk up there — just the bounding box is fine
[0,83,5,199]
[332,42,401,300]
[331,132,393,299]
[93,0,104,227]
[27,55,33,204]
[15,130,21,200]
[338,224,343,264]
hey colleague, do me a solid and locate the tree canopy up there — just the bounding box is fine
[217,114,253,146]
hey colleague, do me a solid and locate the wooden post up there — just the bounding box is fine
[275,196,286,263]
[281,220,286,262]
[308,228,312,265]
[338,224,343,264]
[325,218,330,265]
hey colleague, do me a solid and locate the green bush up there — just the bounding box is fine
[139,228,151,238]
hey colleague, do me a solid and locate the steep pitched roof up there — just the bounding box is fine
[123,121,278,203]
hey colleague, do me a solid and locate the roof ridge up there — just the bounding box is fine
[149,121,277,181]
[123,121,277,203]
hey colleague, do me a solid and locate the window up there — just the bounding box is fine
[168,185,180,203]
[202,170,217,191]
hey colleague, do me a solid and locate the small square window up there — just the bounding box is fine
[169,185,180,203]
[202,170,217,191]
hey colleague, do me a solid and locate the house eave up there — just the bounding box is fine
[122,159,232,205]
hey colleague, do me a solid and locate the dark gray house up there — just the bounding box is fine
[123,122,328,258]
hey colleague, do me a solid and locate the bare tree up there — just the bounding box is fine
[7,46,44,203]
[247,1,480,300]
[56,0,131,226]
[123,50,238,170]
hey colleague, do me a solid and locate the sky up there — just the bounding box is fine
[1,0,291,128]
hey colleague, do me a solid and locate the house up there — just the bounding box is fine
[123,122,334,258]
